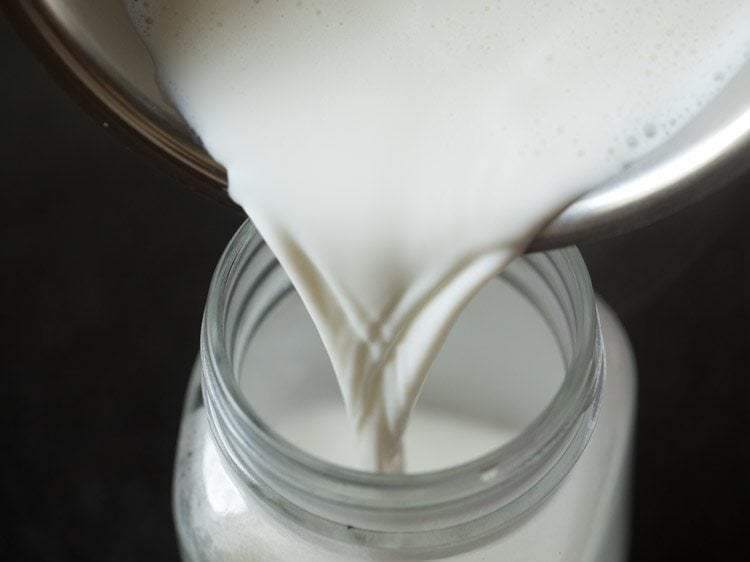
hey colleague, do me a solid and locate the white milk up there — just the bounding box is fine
[126,0,750,471]
[242,272,564,472]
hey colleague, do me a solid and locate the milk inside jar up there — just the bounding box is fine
[178,233,634,561]
[123,0,749,558]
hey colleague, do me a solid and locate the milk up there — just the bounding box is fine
[242,271,564,472]
[126,0,750,471]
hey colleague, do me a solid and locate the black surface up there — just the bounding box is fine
[2,13,748,562]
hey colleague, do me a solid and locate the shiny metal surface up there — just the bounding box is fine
[1,0,227,205]
[4,0,750,249]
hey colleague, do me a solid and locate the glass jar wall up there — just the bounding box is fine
[173,220,636,561]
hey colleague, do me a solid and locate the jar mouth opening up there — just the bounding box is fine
[201,220,602,542]
[201,220,598,480]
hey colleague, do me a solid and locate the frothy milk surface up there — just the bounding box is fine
[127,0,750,472]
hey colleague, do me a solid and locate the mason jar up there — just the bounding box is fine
[173,220,636,561]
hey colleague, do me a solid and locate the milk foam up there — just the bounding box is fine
[126,0,750,472]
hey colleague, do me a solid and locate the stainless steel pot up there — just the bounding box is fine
[4,0,750,250]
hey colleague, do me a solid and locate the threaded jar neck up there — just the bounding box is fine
[200,220,603,553]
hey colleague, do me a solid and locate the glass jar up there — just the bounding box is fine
[173,220,636,561]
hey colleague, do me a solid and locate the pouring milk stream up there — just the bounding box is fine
[126,0,750,472]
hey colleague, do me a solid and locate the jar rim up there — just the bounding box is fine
[200,219,603,550]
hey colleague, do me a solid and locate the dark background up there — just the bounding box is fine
[2,13,748,561]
